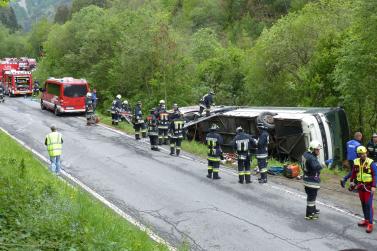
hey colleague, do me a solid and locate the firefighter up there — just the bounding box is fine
[0,85,5,103]
[199,90,215,117]
[111,94,122,125]
[92,89,97,111]
[367,133,377,162]
[147,108,159,151]
[133,101,145,140]
[33,80,40,97]
[206,124,223,180]
[156,100,170,145]
[232,126,257,184]
[85,93,95,125]
[169,104,185,156]
[350,146,377,233]
[303,140,323,220]
[256,122,269,183]
[122,100,131,112]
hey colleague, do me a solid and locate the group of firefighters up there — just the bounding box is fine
[103,91,377,234]
[110,96,186,156]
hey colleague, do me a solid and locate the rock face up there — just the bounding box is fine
[10,0,71,31]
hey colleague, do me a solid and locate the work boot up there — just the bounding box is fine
[213,172,221,180]
[340,179,346,188]
[164,139,168,145]
[245,175,251,184]
[159,139,162,145]
[207,170,212,179]
[112,121,115,125]
[170,147,175,156]
[366,223,373,233]
[176,149,180,156]
[135,134,140,140]
[314,206,320,215]
[142,132,147,138]
[238,175,244,184]
[258,173,267,183]
[358,219,368,227]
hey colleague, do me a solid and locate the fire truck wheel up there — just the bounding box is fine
[40,100,46,110]
[54,106,60,116]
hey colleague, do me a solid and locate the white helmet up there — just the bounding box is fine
[123,100,128,105]
[86,92,92,97]
[116,94,121,99]
[159,100,165,105]
[309,140,322,151]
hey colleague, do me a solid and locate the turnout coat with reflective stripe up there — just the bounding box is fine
[302,151,322,189]
[45,132,63,157]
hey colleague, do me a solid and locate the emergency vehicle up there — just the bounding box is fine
[2,70,33,96]
[0,61,19,82]
[41,77,89,116]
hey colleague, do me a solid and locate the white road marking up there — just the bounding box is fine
[0,127,176,251]
[90,120,363,221]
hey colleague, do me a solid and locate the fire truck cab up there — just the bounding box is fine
[2,70,33,96]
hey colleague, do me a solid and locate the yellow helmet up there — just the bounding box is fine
[356,146,367,154]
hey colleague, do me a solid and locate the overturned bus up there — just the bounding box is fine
[181,106,350,166]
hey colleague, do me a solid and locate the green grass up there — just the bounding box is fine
[0,131,168,251]
[98,112,135,135]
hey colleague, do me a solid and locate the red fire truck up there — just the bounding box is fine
[2,70,33,96]
[0,61,19,82]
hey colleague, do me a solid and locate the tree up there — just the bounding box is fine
[0,6,20,31]
[54,5,71,24]
[71,0,108,14]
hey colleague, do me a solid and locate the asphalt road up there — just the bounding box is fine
[0,97,376,251]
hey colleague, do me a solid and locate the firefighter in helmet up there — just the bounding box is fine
[147,108,159,151]
[111,94,122,125]
[232,126,257,184]
[156,100,170,145]
[303,140,323,220]
[169,104,185,156]
[256,122,269,183]
[133,101,145,140]
[206,124,223,179]
[199,90,215,117]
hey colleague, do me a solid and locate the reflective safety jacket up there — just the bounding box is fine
[231,132,257,160]
[351,158,377,186]
[302,151,322,189]
[256,129,269,159]
[367,141,377,162]
[111,99,122,114]
[200,94,213,108]
[147,115,158,136]
[169,118,185,138]
[134,105,144,125]
[156,107,170,129]
[206,131,223,161]
[45,132,63,157]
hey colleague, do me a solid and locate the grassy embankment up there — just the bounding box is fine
[0,131,168,250]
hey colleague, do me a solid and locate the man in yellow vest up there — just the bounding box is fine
[350,146,377,233]
[45,125,63,174]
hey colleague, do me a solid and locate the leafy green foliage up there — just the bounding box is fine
[0,131,167,250]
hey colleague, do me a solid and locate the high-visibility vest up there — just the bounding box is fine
[354,158,374,183]
[46,132,62,157]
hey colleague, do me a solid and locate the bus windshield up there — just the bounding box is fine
[63,84,87,97]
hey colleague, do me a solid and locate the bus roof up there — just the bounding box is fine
[47,77,88,85]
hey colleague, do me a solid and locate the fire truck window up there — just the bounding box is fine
[15,77,30,86]
[63,85,87,97]
[47,83,60,96]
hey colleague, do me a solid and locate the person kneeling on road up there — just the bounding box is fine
[45,125,63,175]
[206,124,224,180]
[350,146,377,233]
[232,126,257,184]
[147,108,159,151]
[303,140,323,220]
